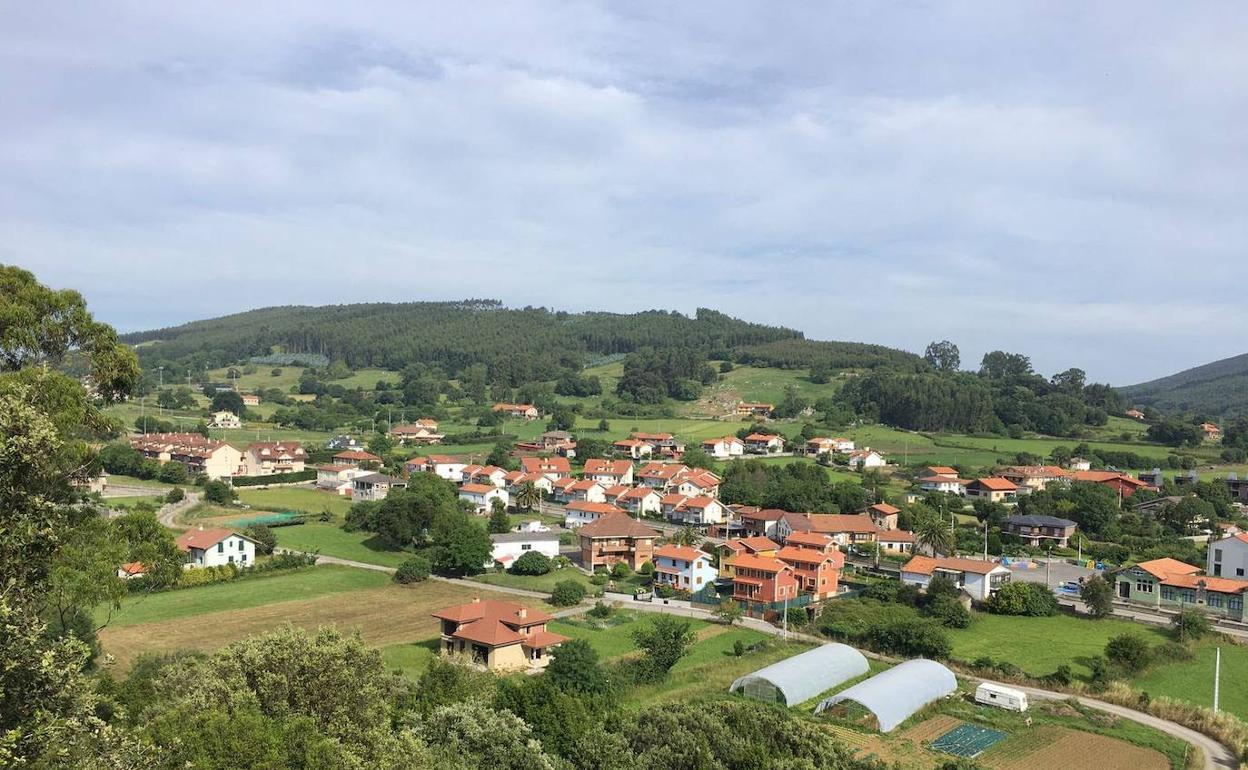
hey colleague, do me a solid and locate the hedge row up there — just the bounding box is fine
[232,469,317,487]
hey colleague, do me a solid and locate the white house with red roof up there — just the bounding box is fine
[743,433,784,454]
[418,455,468,481]
[671,468,721,498]
[332,449,382,467]
[462,464,509,488]
[1209,532,1248,579]
[389,419,444,445]
[553,478,607,505]
[614,487,662,517]
[243,441,307,476]
[506,471,554,496]
[847,449,885,469]
[612,438,653,460]
[459,483,509,513]
[564,501,625,528]
[701,436,744,459]
[175,527,257,569]
[315,464,371,495]
[583,458,634,486]
[901,555,1011,601]
[520,456,571,480]
[491,403,540,420]
[636,462,687,490]
[652,545,717,592]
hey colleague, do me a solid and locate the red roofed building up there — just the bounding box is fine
[1070,470,1153,497]
[965,477,1018,503]
[652,544,717,592]
[583,458,634,486]
[776,546,843,600]
[243,441,307,476]
[520,455,571,480]
[738,508,786,539]
[719,536,780,579]
[612,438,653,460]
[332,449,382,467]
[743,433,784,454]
[865,502,901,530]
[432,598,568,670]
[778,512,880,545]
[878,529,916,554]
[729,553,798,616]
[901,555,1011,601]
[564,500,625,528]
[578,514,660,571]
[491,403,540,420]
[174,527,257,569]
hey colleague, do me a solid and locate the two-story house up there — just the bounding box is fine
[1002,514,1077,547]
[332,449,382,468]
[243,441,307,476]
[431,598,568,670]
[718,536,780,579]
[965,477,1018,503]
[652,545,717,593]
[612,439,653,460]
[1208,533,1248,579]
[578,514,659,571]
[459,483,509,513]
[900,556,1011,601]
[352,473,405,502]
[563,501,625,528]
[729,553,799,618]
[743,433,784,454]
[775,546,843,600]
[520,456,572,481]
[175,527,257,569]
[701,436,745,459]
[583,458,634,486]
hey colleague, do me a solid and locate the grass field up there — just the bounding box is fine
[98,565,390,628]
[98,577,525,672]
[379,638,440,679]
[692,365,836,416]
[947,611,1170,679]
[274,522,411,567]
[1132,639,1248,719]
[105,474,178,491]
[236,486,353,517]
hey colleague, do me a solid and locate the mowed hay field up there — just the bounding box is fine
[99,576,528,672]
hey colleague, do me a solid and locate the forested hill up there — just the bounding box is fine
[124,301,922,380]
[1121,352,1248,417]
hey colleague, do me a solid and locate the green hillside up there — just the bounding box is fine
[1121,352,1248,417]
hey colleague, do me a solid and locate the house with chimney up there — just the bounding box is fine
[563,501,625,528]
[659,494,728,526]
[865,503,900,530]
[583,458,634,486]
[130,433,242,480]
[432,598,568,670]
[775,539,843,600]
[652,545,717,593]
[243,441,307,476]
[631,432,685,458]
[965,477,1019,503]
[718,536,780,579]
[459,483,509,513]
[520,456,571,481]
[578,514,659,571]
[332,449,382,468]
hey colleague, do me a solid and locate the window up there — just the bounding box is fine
[1230,596,1243,612]
[521,544,532,551]
[228,555,234,564]
[217,542,224,553]
[1215,549,1223,562]
[1238,568,1245,577]
[1207,593,1223,608]
[1136,580,1153,594]
[1161,586,1176,601]
[238,540,244,551]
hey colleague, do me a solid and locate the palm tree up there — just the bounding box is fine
[672,525,704,548]
[515,481,540,513]
[915,515,954,557]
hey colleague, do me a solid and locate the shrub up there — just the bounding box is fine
[874,618,952,658]
[1045,664,1073,686]
[654,583,676,599]
[1171,608,1212,642]
[784,607,808,629]
[165,487,185,504]
[925,595,971,628]
[178,564,238,587]
[394,556,431,584]
[244,525,277,555]
[986,582,1059,616]
[550,579,587,607]
[862,580,900,603]
[1079,574,1114,619]
[509,551,553,576]
[588,601,614,619]
[611,561,632,579]
[589,573,609,586]
[733,640,746,657]
[1105,634,1152,674]
[638,561,654,576]
[203,480,235,504]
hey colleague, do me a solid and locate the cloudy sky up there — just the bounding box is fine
[3,3,1245,384]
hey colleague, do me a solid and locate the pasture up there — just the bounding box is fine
[273,522,411,568]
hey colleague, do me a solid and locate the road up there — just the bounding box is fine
[157,491,200,528]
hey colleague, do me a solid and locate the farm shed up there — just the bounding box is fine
[813,658,957,732]
[729,643,869,706]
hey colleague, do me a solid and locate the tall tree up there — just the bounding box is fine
[923,340,961,372]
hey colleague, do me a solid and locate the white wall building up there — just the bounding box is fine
[175,527,257,569]
[487,531,561,568]
[1209,533,1248,579]
[459,483,510,513]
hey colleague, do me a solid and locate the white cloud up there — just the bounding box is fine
[3,1,1246,383]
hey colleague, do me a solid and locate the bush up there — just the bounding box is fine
[588,601,614,619]
[509,551,553,576]
[550,579,587,607]
[638,561,654,576]
[165,487,185,504]
[1105,634,1152,674]
[784,607,808,629]
[819,599,951,658]
[733,640,746,657]
[862,580,900,603]
[244,525,277,555]
[654,583,676,599]
[1079,574,1114,619]
[394,556,432,584]
[611,561,632,579]
[589,573,609,586]
[203,480,235,504]
[986,582,1059,616]
[178,564,238,588]
[1171,608,1212,642]
[1045,664,1073,686]
[925,595,971,628]
[231,469,317,487]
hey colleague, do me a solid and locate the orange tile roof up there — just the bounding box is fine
[578,514,661,539]
[175,528,247,551]
[730,553,790,573]
[971,477,1017,491]
[1134,558,1202,580]
[432,599,556,648]
[333,450,382,462]
[783,531,834,548]
[565,501,625,515]
[584,459,632,475]
[879,530,916,542]
[459,483,496,494]
[868,503,901,515]
[745,433,781,442]
[903,555,1004,576]
[777,546,844,567]
[520,456,570,473]
[724,536,779,553]
[655,544,707,562]
[522,629,571,649]
[803,514,880,534]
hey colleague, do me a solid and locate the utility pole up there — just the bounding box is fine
[157,366,164,416]
[983,521,988,561]
[1214,647,1221,712]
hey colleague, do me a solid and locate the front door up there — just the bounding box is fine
[1118,580,1130,599]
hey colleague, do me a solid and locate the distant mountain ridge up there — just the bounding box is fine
[1121,352,1248,417]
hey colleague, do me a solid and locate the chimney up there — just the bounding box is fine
[517,608,527,619]
[471,597,480,604]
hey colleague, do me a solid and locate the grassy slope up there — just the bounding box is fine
[274,522,411,567]
[1131,639,1248,719]
[99,565,390,627]
[236,487,354,517]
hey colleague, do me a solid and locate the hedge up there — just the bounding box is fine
[232,469,317,487]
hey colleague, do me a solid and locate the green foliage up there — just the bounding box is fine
[637,560,654,576]
[610,561,632,579]
[715,600,744,626]
[430,519,493,577]
[394,556,431,584]
[203,480,235,504]
[550,579,588,607]
[164,486,184,504]
[545,638,613,697]
[587,601,614,619]
[404,656,496,716]
[244,525,276,555]
[1105,633,1153,674]
[629,615,696,682]
[720,459,867,513]
[368,474,462,549]
[487,504,511,534]
[1171,607,1212,642]
[231,469,316,487]
[156,461,188,484]
[818,599,952,658]
[509,551,553,576]
[1122,352,1248,420]
[209,389,243,415]
[986,582,1060,617]
[926,595,972,628]
[1080,574,1115,618]
[784,607,808,628]
[414,698,561,770]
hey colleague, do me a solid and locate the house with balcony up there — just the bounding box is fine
[777,512,880,546]
[999,465,1071,492]
[583,458,634,486]
[744,433,784,454]
[431,598,568,670]
[416,454,468,481]
[459,483,510,513]
[917,475,970,495]
[659,495,727,526]
[1002,514,1076,547]
[671,468,721,498]
[719,536,780,579]
[900,556,1011,601]
[315,464,370,495]
[701,436,745,459]
[631,432,685,458]
[553,478,607,505]
[652,545,717,593]
[614,487,662,517]
[612,439,653,460]
[965,477,1018,503]
[737,508,786,539]
[332,449,382,468]
[352,473,405,502]
[520,456,572,481]
[563,501,625,528]
[462,464,509,488]
[577,514,659,571]
[243,441,307,476]
[776,546,843,600]
[729,553,799,618]
[130,433,243,480]
[636,462,686,490]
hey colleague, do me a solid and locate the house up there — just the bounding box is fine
[315,464,370,495]
[631,432,685,458]
[421,455,468,481]
[432,598,568,670]
[583,458,634,486]
[846,449,885,469]
[612,438,653,460]
[1133,495,1188,518]
[460,483,510,513]
[737,508,786,539]
[965,477,1018,503]
[805,437,838,457]
[117,561,146,580]
[564,501,625,528]
[513,430,576,454]
[326,435,364,451]
[1208,533,1248,579]
[923,466,960,478]
[729,553,799,617]
[917,475,970,495]
[209,410,241,429]
[1174,470,1201,488]
[390,420,444,445]
[488,530,561,569]
[1002,515,1077,547]
[130,433,243,479]
[701,436,745,459]
[1116,558,1248,622]
[998,465,1071,492]
[636,462,688,490]
[737,402,775,417]
[1201,422,1222,442]
[462,465,508,488]
[520,456,571,480]
[652,545,717,593]
[1125,409,1145,420]
[865,503,900,530]
[243,441,306,476]
[671,468,722,498]
[778,512,880,546]
[719,536,780,579]
[1227,473,1248,503]
[332,449,382,468]
[506,471,554,497]
[660,495,728,526]
[614,487,662,517]
[901,556,1011,601]
[554,478,607,505]
[744,433,785,454]
[782,531,839,555]
[1070,470,1153,497]
[1067,457,1092,472]
[175,527,257,569]
[578,514,659,571]
[776,546,843,600]
[352,473,405,502]
[878,530,916,554]
[492,403,540,420]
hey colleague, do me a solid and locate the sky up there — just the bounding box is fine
[3,2,1246,385]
